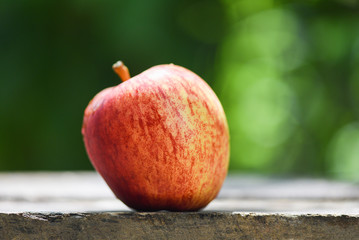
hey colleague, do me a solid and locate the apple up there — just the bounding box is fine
[82,61,229,211]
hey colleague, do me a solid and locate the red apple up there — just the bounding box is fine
[82,61,229,211]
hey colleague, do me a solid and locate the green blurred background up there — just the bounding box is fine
[1,0,359,180]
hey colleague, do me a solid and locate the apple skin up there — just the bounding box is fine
[82,64,229,211]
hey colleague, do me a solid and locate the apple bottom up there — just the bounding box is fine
[93,153,227,212]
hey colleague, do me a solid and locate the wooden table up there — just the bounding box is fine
[1,172,359,239]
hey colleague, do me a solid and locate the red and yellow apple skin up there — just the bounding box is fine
[82,63,229,211]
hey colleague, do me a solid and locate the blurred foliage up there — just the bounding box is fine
[0,0,359,180]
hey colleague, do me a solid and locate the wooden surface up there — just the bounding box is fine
[1,172,359,239]
[1,171,359,214]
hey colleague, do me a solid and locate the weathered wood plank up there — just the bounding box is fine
[0,212,358,240]
[1,172,359,239]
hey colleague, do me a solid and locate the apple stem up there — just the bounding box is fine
[112,61,131,82]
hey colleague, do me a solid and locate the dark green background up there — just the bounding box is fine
[1,0,359,180]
